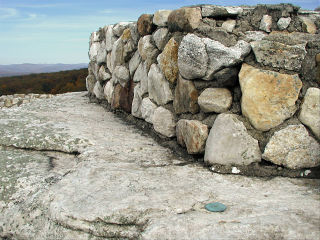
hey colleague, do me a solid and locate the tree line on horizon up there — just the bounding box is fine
[0,68,88,96]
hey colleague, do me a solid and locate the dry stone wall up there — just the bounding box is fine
[86,4,320,176]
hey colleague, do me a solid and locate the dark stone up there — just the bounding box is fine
[173,76,199,114]
[111,79,135,113]
[167,7,202,33]
[137,14,156,36]
[195,25,237,47]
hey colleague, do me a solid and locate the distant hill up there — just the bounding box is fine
[0,63,88,77]
[0,68,88,96]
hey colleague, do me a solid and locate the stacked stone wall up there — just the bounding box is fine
[87,4,320,177]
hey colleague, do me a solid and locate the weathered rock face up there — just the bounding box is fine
[141,97,157,123]
[167,7,202,32]
[93,81,104,99]
[259,15,272,32]
[263,125,320,169]
[198,88,232,113]
[129,50,141,76]
[153,10,172,27]
[201,5,243,18]
[98,65,111,82]
[222,19,236,33]
[114,65,130,87]
[277,17,291,30]
[137,14,155,36]
[153,28,170,51]
[105,25,116,52]
[86,75,96,94]
[301,17,317,34]
[176,119,208,154]
[178,34,251,80]
[104,80,114,104]
[148,64,173,105]
[152,107,176,137]
[113,22,133,37]
[173,76,199,114]
[138,35,159,70]
[158,37,179,83]
[205,113,261,166]
[251,39,307,71]
[299,87,320,139]
[131,85,143,118]
[111,80,134,112]
[239,64,302,131]
[133,62,148,95]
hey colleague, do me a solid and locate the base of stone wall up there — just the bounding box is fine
[89,94,320,179]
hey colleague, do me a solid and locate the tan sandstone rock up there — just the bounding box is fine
[198,88,232,113]
[239,64,302,131]
[158,38,179,84]
[176,119,208,154]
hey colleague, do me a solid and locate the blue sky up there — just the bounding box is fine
[0,0,318,64]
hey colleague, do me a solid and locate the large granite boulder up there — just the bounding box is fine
[178,34,251,80]
[153,10,172,27]
[158,37,179,84]
[173,76,199,114]
[299,87,320,139]
[263,125,320,169]
[176,119,208,154]
[148,64,173,106]
[167,7,202,32]
[239,64,302,131]
[205,113,261,166]
[198,88,232,113]
[152,107,176,137]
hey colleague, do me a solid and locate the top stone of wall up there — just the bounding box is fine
[86,4,320,177]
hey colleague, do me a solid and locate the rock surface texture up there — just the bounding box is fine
[1,92,319,239]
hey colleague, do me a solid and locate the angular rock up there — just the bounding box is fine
[205,113,261,166]
[141,97,157,123]
[133,62,148,95]
[129,50,141,76]
[201,5,243,18]
[153,10,172,27]
[138,35,160,70]
[158,37,179,83]
[198,88,232,113]
[98,65,111,82]
[113,22,133,37]
[251,40,307,71]
[173,76,199,114]
[178,34,208,79]
[301,17,317,34]
[152,107,176,137]
[167,7,202,32]
[111,80,135,113]
[299,87,320,139]
[239,64,302,131]
[129,22,140,45]
[176,119,208,154]
[93,81,104,100]
[90,31,100,43]
[89,42,99,62]
[277,17,291,30]
[137,14,155,36]
[104,80,114,104]
[148,64,173,105]
[152,28,170,51]
[104,25,117,52]
[222,20,236,33]
[202,38,251,80]
[96,41,107,65]
[178,34,251,81]
[259,15,272,32]
[114,66,130,87]
[86,75,97,94]
[263,125,320,169]
[131,85,143,118]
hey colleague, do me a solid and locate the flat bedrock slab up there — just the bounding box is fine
[204,113,261,166]
[0,92,319,239]
[263,124,320,169]
[239,64,302,131]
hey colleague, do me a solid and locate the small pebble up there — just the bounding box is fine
[205,202,227,212]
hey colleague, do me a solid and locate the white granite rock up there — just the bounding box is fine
[152,107,176,137]
[93,81,104,100]
[98,65,111,81]
[148,64,173,105]
[152,28,170,51]
[96,41,107,65]
[198,88,232,113]
[222,19,236,33]
[104,25,117,52]
[131,85,143,118]
[299,87,320,139]
[277,17,291,30]
[138,35,159,70]
[86,75,96,94]
[129,50,141,76]
[141,97,157,123]
[263,125,320,169]
[114,66,130,87]
[104,80,114,104]
[259,15,272,32]
[204,113,261,166]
